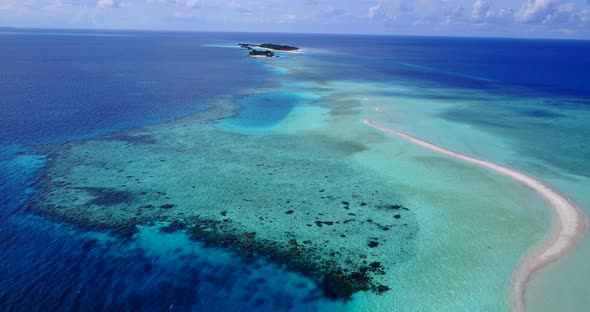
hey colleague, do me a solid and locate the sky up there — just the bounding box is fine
[1,0,589,39]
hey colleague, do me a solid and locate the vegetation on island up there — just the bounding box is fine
[239,43,300,54]
[249,49,275,57]
[258,43,299,51]
[239,43,254,50]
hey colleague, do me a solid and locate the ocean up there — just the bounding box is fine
[1,29,589,311]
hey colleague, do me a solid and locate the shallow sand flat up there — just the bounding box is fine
[266,78,555,311]
[340,85,590,311]
[524,175,590,312]
[363,118,587,312]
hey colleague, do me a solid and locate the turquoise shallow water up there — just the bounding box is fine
[223,39,590,311]
[267,80,550,311]
[1,30,589,311]
[221,92,303,129]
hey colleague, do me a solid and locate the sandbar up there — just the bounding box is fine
[363,118,587,312]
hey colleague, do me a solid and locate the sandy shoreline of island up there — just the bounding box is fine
[363,118,587,312]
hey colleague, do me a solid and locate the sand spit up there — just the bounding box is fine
[363,118,587,312]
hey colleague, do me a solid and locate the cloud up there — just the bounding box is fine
[367,0,436,22]
[367,0,466,29]
[45,0,63,10]
[514,0,590,29]
[470,0,515,24]
[471,0,491,21]
[543,4,590,26]
[0,0,14,10]
[181,0,202,8]
[322,6,346,17]
[368,1,414,21]
[97,0,119,9]
[1,0,590,38]
[368,2,383,19]
[515,0,560,23]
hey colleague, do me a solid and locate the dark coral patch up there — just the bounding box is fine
[315,221,334,227]
[160,220,187,233]
[75,187,133,206]
[185,216,391,301]
[321,269,371,300]
[369,262,381,269]
[367,241,379,248]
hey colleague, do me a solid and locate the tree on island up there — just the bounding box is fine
[259,43,299,51]
[239,43,299,52]
[249,49,275,57]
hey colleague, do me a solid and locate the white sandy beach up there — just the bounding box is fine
[363,117,587,312]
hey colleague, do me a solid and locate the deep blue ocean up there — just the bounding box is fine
[1,29,589,311]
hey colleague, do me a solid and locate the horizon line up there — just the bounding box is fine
[2,26,590,42]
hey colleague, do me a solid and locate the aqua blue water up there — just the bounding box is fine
[222,92,302,128]
[1,29,590,311]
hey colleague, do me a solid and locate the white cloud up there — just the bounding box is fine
[45,0,63,10]
[367,0,465,29]
[367,0,433,22]
[182,0,201,8]
[1,0,590,38]
[470,0,515,24]
[472,0,491,21]
[514,0,590,29]
[515,0,560,23]
[97,0,119,9]
[545,4,590,26]
[368,2,382,19]
[279,13,297,23]
[0,0,15,10]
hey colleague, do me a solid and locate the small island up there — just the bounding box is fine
[239,43,300,57]
[258,43,299,51]
[249,49,275,58]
